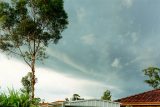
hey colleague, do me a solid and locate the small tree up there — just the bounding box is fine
[72,94,84,101]
[101,90,111,101]
[65,98,69,102]
[143,67,160,89]
[21,72,36,97]
[0,0,68,99]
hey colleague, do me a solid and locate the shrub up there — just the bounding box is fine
[0,89,40,107]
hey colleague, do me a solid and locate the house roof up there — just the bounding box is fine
[115,89,160,105]
[39,102,49,106]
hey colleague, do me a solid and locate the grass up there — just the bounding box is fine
[0,88,40,107]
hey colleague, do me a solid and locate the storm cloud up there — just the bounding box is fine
[1,0,160,101]
[43,0,160,98]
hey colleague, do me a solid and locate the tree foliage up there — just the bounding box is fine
[143,67,160,89]
[101,90,111,101]
[0,0,68,99]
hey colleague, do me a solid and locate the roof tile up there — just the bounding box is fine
[115,89,160,103]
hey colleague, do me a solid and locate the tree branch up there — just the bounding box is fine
[27,32,33,54]
[18,46,31,67]
[6,49,22,56]
[35,39,40,55]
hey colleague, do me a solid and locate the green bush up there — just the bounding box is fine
[0,89,40,107]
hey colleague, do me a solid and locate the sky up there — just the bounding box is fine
[1,0,160,102]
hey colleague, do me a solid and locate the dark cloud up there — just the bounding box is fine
[37,0,160,99]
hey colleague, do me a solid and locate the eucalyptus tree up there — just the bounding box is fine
[0,0,68,99]
[143,67,160,89]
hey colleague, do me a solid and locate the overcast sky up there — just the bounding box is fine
[1,0,160,102]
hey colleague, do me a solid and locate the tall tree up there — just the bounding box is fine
[101,90,111,101]
[0,0,68,99]
[143,67,160,89]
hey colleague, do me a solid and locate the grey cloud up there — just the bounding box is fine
[36,0,160,100]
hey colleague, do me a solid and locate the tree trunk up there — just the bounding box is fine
[31,55,36,99]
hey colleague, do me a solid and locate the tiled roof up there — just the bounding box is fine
[115,89,160,104]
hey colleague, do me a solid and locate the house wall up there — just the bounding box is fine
[66,99,120,107]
